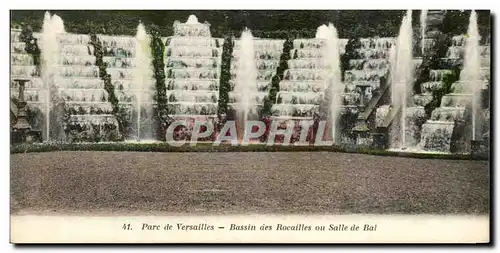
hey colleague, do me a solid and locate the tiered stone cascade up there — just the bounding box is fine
[10,28,160,141]
[11,30,119,141]
[100,33,156,139]
[417,35,490,152]
[371,11,438,149]
[271,39,348,120]
[347,38,395,109]
[346,37,395,144]
[229,38,284,118]
[56,33,121,141]
[164,17,224,140]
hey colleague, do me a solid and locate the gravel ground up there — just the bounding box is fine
[11,151,490,215]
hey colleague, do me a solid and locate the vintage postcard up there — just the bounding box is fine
[9,9,491,244]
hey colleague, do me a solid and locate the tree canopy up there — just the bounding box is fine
[10,10,491,39]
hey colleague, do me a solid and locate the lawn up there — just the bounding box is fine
[11,151,490,215]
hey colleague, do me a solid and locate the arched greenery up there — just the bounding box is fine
[148,24,168,141]
[261,38,293,116]
[217,35,233,119]
[19,25,41,71]
[89,33,127,140]
[340,37,362,82]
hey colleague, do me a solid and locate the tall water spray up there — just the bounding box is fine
[391,10,413,149]
[234,28,258,141]
[133,22,154,140]
[316,24,343,142]
[41,11,65,141]
[420,10,428,55]
[389,45,397,105]
[460,10,482,140]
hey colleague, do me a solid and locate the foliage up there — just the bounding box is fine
[19,26,68,140]
[261,38,293,116]
[19,25,41,71]
[441,10,491,42]
[11,10,492,43]
[413,32,452,94]
[89,33,127,140]
[340,37,361,82]
[149,24,168,141]
[217,35,233,120]
[11,10,486,40]
[424,65,461,118]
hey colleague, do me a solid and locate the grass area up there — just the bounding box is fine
[11,151,490,215]
[10,142,489,160]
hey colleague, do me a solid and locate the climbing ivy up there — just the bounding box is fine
[149,25,168,141]
[19,25,41,72]
[89,33,128,140]
[217,35,233,120]
[424,65,461,118]
[340,37,361,82]
[413,32,452,95]
[19,25,69,140]
[261,38,293,117]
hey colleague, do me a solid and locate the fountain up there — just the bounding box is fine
[232,28,258,142]
[460,11,482,141]
[8,11,490,153]
[316,24,343,142]
[389,10,413,149]
[165,15,223,141]
[420,10,428,55]
[132,22,155,140]
[230,31,284,143]
[41,11,64,141]
[270,27,329,144]
[416,10,487,153]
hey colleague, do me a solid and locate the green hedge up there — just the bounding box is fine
[261,38,293,116]
[414,32,452,95]
[412,31,461,118]
[442,10,491,44]
[149,25,168,141]
[89,33,127,140]
[19,25,41,69]
[424,65,461,118]
[19,25,68,141]
[217,35,233,121]
[10,10,491,40]
[340,37,361,81]
[10,142,487,160]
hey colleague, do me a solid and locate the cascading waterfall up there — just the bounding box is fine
[10,12,488,152]
[234,28,258,141]
[133,22,154,140]
[420,10,428,55]
[41,11,65,141]
[461,10,481,141]
[391,10,413,149]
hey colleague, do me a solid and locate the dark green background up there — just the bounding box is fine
[10,10,491,39]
